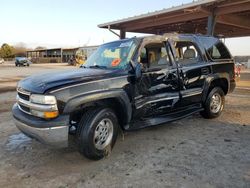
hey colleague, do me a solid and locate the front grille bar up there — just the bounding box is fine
[17,87,31,96]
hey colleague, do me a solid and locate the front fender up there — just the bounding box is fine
[63,89,132,125]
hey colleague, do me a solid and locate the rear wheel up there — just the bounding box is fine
[200,87,225,119]
[76,108,119,160]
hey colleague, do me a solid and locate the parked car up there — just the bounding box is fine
[15,57,32,67]
[12,33,235,160]
[0,58,4,64]
[67,57,76,66]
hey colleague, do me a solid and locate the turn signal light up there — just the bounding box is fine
[44,111,59,119]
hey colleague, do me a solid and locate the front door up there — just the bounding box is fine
[133,40,180,118]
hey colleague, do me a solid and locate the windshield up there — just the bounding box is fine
[16,57,27,61]
[83,39,137,69]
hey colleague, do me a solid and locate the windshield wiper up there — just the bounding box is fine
[88,65,107,69]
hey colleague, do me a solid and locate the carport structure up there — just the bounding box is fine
[98,0,250,38]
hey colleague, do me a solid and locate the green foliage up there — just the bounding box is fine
[0,43,14,58]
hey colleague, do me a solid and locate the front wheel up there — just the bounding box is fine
[200,87,225,119]
[76,108,119,160]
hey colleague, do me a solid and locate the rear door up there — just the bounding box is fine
[171,37,210,107]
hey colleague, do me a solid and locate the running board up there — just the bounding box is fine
[126,107,203,131]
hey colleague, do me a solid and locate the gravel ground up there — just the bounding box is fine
[0,65,249,188]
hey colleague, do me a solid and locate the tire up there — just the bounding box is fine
[76,108,119,160]
[200,87,225,119]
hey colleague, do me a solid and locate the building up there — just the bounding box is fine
[27,46,98,63]
[27,48,62,63]
[76,46,98,60]
[61,48,78,62]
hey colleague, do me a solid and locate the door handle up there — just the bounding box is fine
[201,67,210,75]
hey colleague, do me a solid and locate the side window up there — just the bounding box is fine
[139,42,172,68]
[208,42,231,60]
[175,41,201,66]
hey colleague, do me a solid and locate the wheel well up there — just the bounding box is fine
[69,98,127,132]
[209,78,228,95]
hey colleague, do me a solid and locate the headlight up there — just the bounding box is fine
[29,94,58,119]
[30,94,57,104]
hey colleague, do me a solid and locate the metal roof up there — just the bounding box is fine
[26,48,62,52]
[98,0,250,38]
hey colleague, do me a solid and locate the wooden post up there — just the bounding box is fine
[120,30,126,39]
[60,49,63,63]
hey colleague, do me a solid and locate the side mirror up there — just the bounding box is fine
[135,63,142,79]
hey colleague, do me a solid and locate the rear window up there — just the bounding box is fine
[208,42,231,60]
[199,37,232,61]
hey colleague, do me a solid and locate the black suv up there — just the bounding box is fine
[12,34,235,160]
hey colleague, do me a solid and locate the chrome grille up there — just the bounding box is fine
[19,104,30,113]
[18,92,30,101]
[17,87,31,114]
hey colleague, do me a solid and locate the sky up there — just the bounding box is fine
[0,0,250,56]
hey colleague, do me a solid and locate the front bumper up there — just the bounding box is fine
[12,103,69,147]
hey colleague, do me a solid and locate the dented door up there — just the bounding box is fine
[134,40,180,118]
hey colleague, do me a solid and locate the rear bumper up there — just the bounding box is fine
[229,79,236,93]
[12,103,69,147]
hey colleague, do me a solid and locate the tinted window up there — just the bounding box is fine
[199,37,232,61]
[207,42,231,60]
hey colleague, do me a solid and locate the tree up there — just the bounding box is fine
[35,46,46,50]
[0,43,13,58]
[13,43,30,57]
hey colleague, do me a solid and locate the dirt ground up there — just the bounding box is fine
[0,63,250,188]
[0,62,75,93]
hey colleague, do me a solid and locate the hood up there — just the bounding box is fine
[18,68,119,94]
